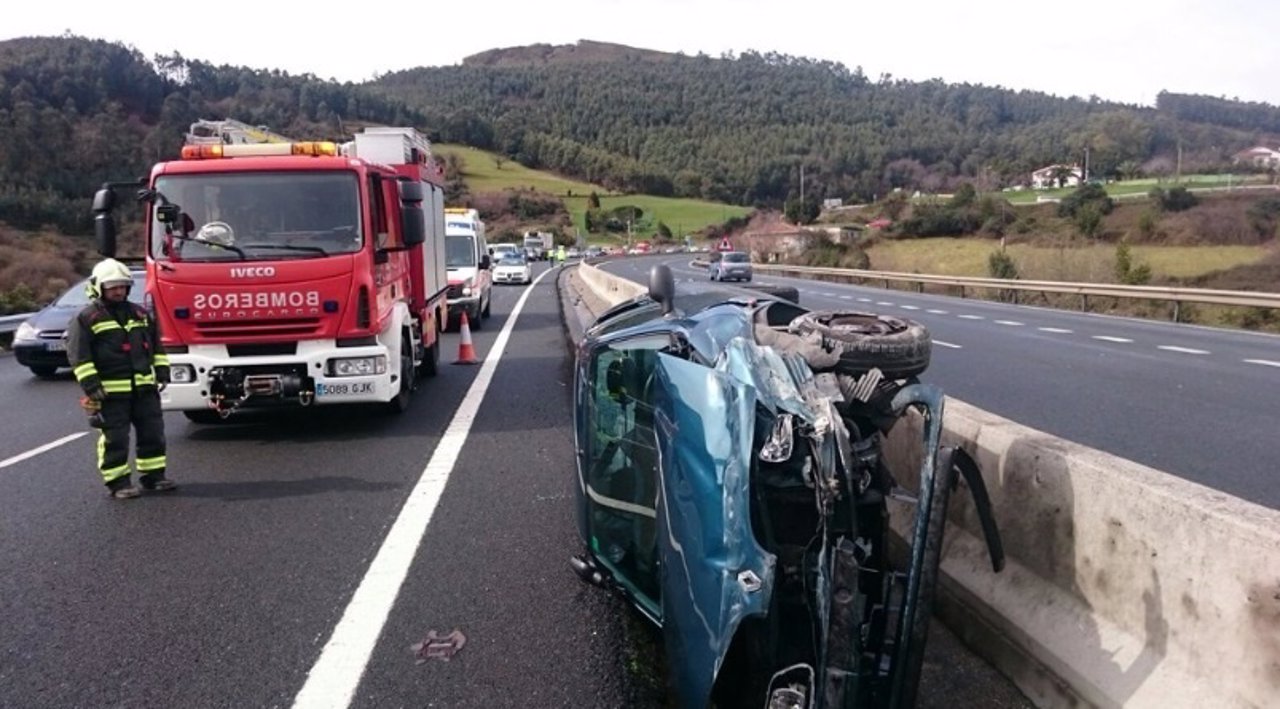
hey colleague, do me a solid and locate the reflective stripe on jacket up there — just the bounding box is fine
[66,301,169,395]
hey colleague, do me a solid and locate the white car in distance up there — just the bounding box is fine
[493,253,533,285]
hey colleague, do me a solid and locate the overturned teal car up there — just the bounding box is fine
[571,265,1004,708]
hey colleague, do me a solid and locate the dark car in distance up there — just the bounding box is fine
[12,270,147,378]
[571,265,1004,709]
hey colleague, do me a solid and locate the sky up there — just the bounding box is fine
[6,0,1280,107]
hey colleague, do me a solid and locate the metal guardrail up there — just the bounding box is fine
[0,313,33,335]
[691,260,1280,318]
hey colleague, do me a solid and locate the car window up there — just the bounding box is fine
[498,255,526,265]
[584,338,666,607]
[723,253,749,263]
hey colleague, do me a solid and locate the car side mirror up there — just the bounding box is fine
[648,264,675,316]
[481,254,492,270]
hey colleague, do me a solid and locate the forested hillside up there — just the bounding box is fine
[377,42,1276,206]
[3,36,1280,236]
[0,35,421,235]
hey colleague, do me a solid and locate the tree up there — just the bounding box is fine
[656,221,673,240]
[1076,204,1103,238]
[1114,240,1152,284]
[587,191,601,209]
[784,196,819,225]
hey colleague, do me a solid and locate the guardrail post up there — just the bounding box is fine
[1081,294,1089,312]
[1173,300,1181,323]
[959,285,965,299]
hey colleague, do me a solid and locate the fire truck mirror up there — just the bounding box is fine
[95,211,117,258]
[398,180,427,246]
[401,203,426,246]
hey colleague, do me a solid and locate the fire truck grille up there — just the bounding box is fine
[194,318,323,339]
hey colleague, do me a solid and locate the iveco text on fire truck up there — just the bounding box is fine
[92,123,450,422]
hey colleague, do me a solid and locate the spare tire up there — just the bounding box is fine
[788,310,931,378]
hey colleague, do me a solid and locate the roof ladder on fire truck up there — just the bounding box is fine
[185,118,294,146]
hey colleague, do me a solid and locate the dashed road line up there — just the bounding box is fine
[839,295,853,300]
[876,301,894,306]
[933,340,962,349]
[958,314,984,320]
[1245,359,1280,368]
[1092,336,1133,343]
[1158,346,1210,355]
[926,309,948,315]
[994,320,1024,326]
[0,432,88,471]
[857,298,872,303]
[1038,327,1073,334]
[900,305,919,310]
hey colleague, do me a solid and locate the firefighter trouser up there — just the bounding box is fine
[95,388,166,485]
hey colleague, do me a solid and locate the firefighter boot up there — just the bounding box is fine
[106,476,141,500]
[139,473,177,493]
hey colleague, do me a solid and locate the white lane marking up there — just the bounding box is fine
[1245,359,1280,368]
[857,298,872,303]
[933,340,962,349]
[900,305,919,310]
[1092,336,1133,343]
[994,320,1024,326]
[958,314,984,320]
[838,295,853,300]
[876,301,894,306]
[292,268,552,709]
[0,432,88,470]
[1038,327,1073,334]
[1158,346,1210,355]
[926,309,949,315]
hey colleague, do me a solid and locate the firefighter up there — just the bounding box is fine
[556,244,567,267]
[67,259,176,499]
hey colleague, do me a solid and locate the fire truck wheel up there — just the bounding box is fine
[386,332,415,414]
[419,337,439,377]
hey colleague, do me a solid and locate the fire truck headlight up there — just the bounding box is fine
[328,356,387,377]
[170,365,196,384]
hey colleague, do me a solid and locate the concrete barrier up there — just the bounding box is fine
[571,261,1280,708]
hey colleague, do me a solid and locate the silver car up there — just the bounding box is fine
[710,251,752,282]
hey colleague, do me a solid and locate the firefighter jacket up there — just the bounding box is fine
[66,300,170,396]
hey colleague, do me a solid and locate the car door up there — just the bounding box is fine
[577,334,668,620]
[652,353,774,709]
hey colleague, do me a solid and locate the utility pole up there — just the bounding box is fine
[1083,147,1090,182]
[1176,140,1183,183]
[800,163,806,206]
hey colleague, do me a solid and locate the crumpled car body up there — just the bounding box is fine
[572,276,1003,709]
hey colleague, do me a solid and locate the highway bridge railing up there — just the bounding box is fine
[573,259,1280,709]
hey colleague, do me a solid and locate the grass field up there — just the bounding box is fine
[866,238,1269,281]
[998,174,1270,205]
[434,144,751,241]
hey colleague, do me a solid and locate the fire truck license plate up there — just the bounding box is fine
[316,382,375,397]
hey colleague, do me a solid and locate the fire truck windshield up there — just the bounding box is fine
[150,171,361,262]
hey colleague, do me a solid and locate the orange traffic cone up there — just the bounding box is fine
[454,310,479,365]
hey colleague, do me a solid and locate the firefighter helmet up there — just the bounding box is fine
[88,258,133,298]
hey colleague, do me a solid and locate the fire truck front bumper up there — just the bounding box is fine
[160,341,398,412]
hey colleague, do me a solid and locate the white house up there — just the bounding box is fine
[1231,146,1280,168]
[1031,164,1083,189]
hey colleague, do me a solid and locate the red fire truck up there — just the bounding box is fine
[92,124,450,422]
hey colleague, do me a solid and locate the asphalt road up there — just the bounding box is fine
[600,255,1280,510]
[0,262,634,708]
[0,259,1029,708]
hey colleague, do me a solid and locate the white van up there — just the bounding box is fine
[444,208,492,329]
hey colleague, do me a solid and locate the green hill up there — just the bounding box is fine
[435,144,751,241]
